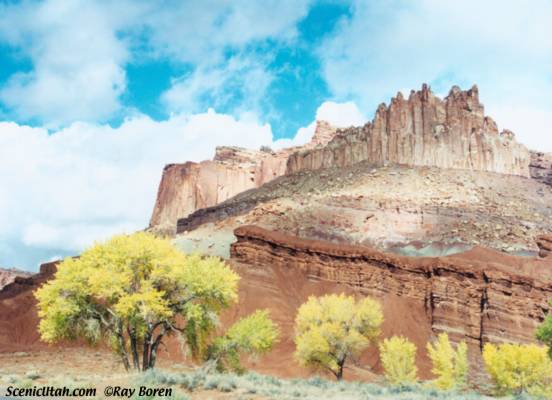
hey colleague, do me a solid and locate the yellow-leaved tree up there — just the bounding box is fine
[426,333,468,390]
[204,310,280,373]
[294,293,383,380]
[35,232,277,371]
[483,343,552,397]
[379,336,418,386]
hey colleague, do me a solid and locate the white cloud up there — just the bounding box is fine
[315,101,366,127]
[0,100,362,270]
[153,1,312,116]
[273,101,366,148]
[0,110,274,270]
[143,0,311,64]
[0,0,312,126]
[161,55,274,115]
[320,0,552,151]
[0,0,135,126]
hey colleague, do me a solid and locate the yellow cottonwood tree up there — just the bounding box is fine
[205,310,280,373]
[35,232,239,371]
[426,333,468,390]
[294,293,383,380]
[379,336,418,386]
[483,343,552,396]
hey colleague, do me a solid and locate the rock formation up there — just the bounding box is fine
[231,225,552,370]
[151,84,541,235]
[537,234,552,258]
[0,267,32,291]
[530,151,552,186]
[0,262,57,351]
[287,85,530,176]
[149,121,338,234]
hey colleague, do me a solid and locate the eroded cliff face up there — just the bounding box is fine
[287,85,531,177]
[149,121,338,234]
[231,225,552,371]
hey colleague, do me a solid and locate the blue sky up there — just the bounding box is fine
[0,0,350,137]
[1,0,552,270]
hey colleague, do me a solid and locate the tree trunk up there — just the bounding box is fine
[118,338,130,372]
[116,322,130,371]
[142,327,152,371]
[147,325,167,370]
[335,356,346,381]
[128,327,140,371]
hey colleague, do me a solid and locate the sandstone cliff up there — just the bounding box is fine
[287,85,530,176]
[231,225,552,371]
[153,84,540,235]
[149,121,338,234]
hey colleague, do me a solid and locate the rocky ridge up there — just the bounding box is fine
[0,262,56,351]
[152,84,552,235]
[287,85,530,176]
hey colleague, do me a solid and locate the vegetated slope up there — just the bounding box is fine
[1,228,550,381]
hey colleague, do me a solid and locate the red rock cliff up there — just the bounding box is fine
[231,225,552,371]
[287,85,530,177]
[0,261,57,351]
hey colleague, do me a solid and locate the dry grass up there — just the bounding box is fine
[0,348,523,400]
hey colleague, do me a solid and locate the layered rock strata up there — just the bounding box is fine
[231,225,552,369]
[530,151,552,186]
[149,121,338,234]
[287,85,530,177]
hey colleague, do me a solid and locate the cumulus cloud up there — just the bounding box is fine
[153,0,312,116]
[143,0,311,64]
[273,100,367,148]
[0,0,312,126]
[0,0,136,126]
[0,110,273,270]
[319,0,552,151]
[315,101,366,127]
[161,55,274,115]
[0,100,360,270]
